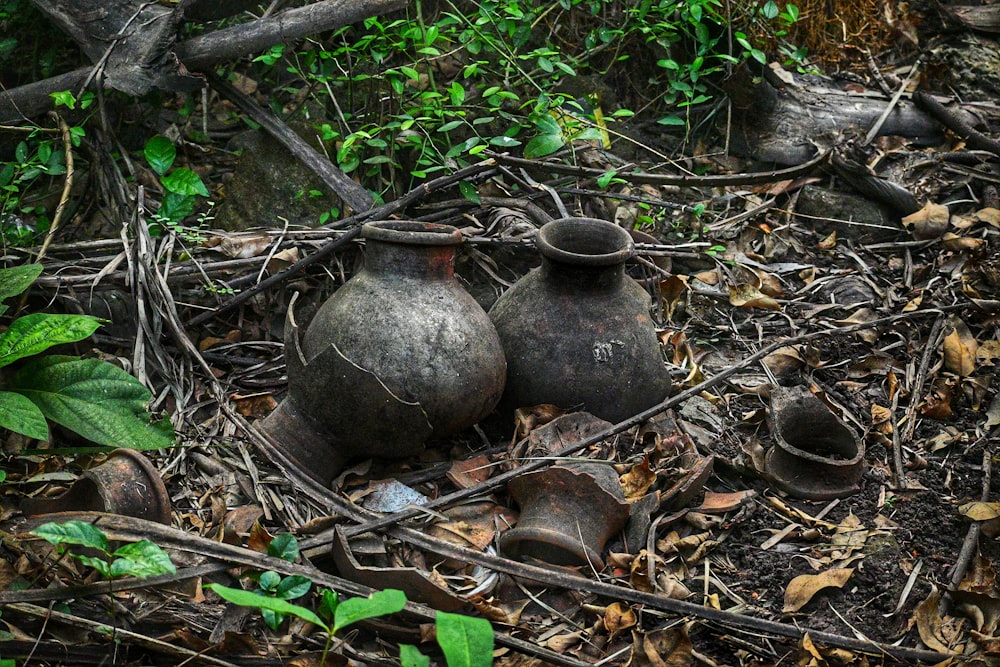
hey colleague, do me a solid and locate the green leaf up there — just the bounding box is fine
[459,181,480,205]
[144,136,176,176]
[74,553,111,577]
[523,133,565,159]
[332,588,407,634]
[32,520,109,551]
[318,589,338,623]
[268,533,300,562]
[597,170,617,189]
[400,644,431,667]
[161,168,209,197]
[0,314,101,368]
[436,612,494,667]
[275,575,312,600]
[531,113,562,137]
[258,570,281,592]
[0,263,43,302]
[0,390,49,440]
[204,584,325,628]
[657,116,686,126]
[158,191,197,222]
[8,356,174,450]
[109,540,176,578]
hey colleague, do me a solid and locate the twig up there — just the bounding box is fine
[863,57,923,146]
[915,91,1000,157]
[900,314,947,445]
[948,443,994,591]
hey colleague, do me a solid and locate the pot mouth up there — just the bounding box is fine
[363,220,463,246]
[536,217,633,266]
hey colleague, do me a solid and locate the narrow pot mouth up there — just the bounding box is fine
[363,220,463,246]
[536,217,633,266]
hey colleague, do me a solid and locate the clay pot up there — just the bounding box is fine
[764,386,865,500]
[501,462,630,569]
[489,217,671,423]
[261,221,507,485]
[21,449,171,524]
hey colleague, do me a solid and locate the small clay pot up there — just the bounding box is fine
[21,449,171,524]
[500,462,630,569]
[489,217,671,423]
[261,221,507,485]
[764,386,865,500]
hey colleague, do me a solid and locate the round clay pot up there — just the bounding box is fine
[489,217,671,423]
[261,221,507,485]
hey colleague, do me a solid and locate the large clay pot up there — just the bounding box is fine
[261,221,507,485]
[489,217,671,423]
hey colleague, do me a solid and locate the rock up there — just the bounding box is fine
[795,185,903,242]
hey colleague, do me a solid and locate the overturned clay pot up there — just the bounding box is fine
[501,462,630,570]
[21,449,172,524]
[764,386,865,500]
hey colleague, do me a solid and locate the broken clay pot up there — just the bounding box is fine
[501,462,630,570]
[489,217,671,423]
[261,221,507,485]
[764,386,865,500]
[21,449,172,524]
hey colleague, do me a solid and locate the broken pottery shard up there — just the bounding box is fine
[764,386,865,500]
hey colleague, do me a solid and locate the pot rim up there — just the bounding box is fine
[363,220,463,246]
[537,217,633,266]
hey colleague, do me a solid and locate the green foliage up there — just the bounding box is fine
[434,612,494,667]
[31,520,176,579]
[142,135,211,230]
[240,0,800,200]
[0,264,174,450]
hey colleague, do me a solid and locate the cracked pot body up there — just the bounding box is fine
[488,217,671,423]
[263,221,506,485]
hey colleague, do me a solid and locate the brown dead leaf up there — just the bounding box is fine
[215,233,273,259]
[247,521,274,554]
[231,393,277,418]
[921,379,955,420]
[978,340,1000,365]
[604,601,638,639]
[959,502,1000,521]
[512,404,564,441]
[987,394,1000,429]
[942,232,987,254]
[943,317,978,377]
[545,631,583,653]
[620,455,658,500]
[698,490,756,513]
[914,587,955,654]
[627,626,693,667]
[975,207,1000,228]
[783,568,854,613]
[446,455,493,489]
[658,275,688,322]
[817,230,837,250]
[728,283,781,310]
[902,202,950,239]
[763,346,805,378]
[266,247,300,274]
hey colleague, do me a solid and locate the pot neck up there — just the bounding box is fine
[363,240,457,281]
[539,256,626,290]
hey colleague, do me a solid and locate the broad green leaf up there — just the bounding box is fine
[436,612,493,667]
[161,167,209,197]
[258,570,282,592]
[524,133,565,159]
[318,589,338,623]
[0,264,42,302]
[268,533,300,562]
[531,113,562,136]
[0,313,101,368]
[0,391,48,440]
[74,553,111,577]
[143,136,176,176]
[109,540,176,578]
[459,181,480,205]
[204,583,325,627]
[400,644,431,667]
[275,575,312,600]
[32,520,109,551]
[8,356,174,450]
[158,191,197,222]
[333,588,407,634]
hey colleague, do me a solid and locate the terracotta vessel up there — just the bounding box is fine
[489,217,671,423]
[261,221,507,485]
[21,449,171,524]
[501,462,630,569]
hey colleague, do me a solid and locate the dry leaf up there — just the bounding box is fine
[975,207,1000,228]
[231,393,277,418]
[914,587,954,653]
[942,232,987,253]
[620,455,658,500]
[987,394,1000,429]
[627,626,694,667]
[604,601,638,639]
[658,275,688,322]
[729,283,781,310]
[446,455,493,489]
[782,568,854,613]
[902,202,950,239]
[215,233,273,259]
[978,340,1000,364]
[698,490,756,513]
[818,230,837,250]
[763,346,805,378]
[943,317,978,377]
[959,502,1000,521]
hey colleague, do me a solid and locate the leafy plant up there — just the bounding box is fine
[30,519,176,579]
[0,263,174,450]
[143,135,211,230]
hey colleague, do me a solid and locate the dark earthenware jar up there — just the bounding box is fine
[261,221,506,485]
[489,217,670,423]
